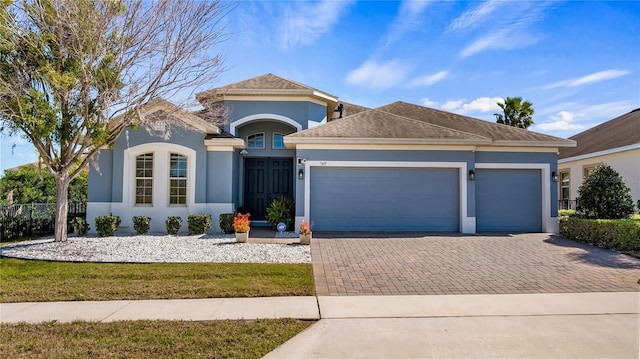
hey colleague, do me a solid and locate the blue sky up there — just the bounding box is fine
[1,0,639,174]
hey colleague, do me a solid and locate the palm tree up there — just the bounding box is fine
[494,97,535,129]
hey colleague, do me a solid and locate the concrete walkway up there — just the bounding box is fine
[2,292,638,358]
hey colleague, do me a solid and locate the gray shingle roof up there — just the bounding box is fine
[559,108,640,159]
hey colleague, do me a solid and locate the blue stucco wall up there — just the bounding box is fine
[88,150,113,202]
[224,100,326,131]
[206,151,233,203]
[236,121,297,158]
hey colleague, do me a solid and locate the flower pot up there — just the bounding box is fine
[299,232,312,245]
[235,231,249,243]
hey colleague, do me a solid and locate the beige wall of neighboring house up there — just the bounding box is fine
[558,145,640,210]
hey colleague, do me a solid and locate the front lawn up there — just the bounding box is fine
[0,319,312,359]
[0,258,315,302]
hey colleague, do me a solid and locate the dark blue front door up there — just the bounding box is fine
[243,158,293,219]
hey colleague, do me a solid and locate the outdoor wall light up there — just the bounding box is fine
[240,149,248,156]
[468,170,475,181]
[551,171,558,182]
[298,169,304,180]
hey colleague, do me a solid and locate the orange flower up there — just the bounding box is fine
[233,213,251,233]
[299,220,312,235]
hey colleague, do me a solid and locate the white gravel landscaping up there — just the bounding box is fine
[0,234,311,263]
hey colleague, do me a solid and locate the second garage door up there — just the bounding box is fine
[309,167,459,231]
[475,169,542,232]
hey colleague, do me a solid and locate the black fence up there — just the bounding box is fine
[0,202,86,242]
[558,199,578,210]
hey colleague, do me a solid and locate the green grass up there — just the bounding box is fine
[0,319,313,359]
[0,258,315,303]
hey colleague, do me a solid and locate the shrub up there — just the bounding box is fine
[188,214,212,235]
[576,164,634,219]
[266,197,295,231]
[219,213,235,234]
[558,209,576,218]
[233,213,251,233]
[560,217,640,252]
[95,215,121,237]
[132,216,151,235]
[166,216,182,235]
[70,217,89,235]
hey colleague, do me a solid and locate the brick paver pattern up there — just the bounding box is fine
[311,233,640,296]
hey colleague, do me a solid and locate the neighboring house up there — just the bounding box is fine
[87,74,575,234]
[558,108,640,210]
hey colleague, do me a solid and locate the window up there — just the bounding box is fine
[272,133,285,149]
[135,153,153,204]
[583,164,601,179]
[247,133,264,149]
[560,172,570,200]
[169,153,187,205]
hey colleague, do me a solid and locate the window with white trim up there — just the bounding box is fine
[560,171,570,200]
[272,133,285,149]
[169,153,187,205]
[135,153,153,205]
[247,133,265,149]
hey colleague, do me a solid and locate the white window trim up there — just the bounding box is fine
[123,143,196,208]
[272,133,286,150]
[230,114,301,136]
[246,132,266,149]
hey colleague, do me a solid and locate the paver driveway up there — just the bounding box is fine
[311,233,640,296]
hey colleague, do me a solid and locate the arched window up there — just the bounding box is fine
[135,153,153,205]
[169,153,187,205]
[247,133,265,149]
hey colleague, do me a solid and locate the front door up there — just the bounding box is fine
[243,158,293,219]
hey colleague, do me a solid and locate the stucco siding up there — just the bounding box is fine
[88,150,113,202]
[206,151,233,203]
[558,148,640,207]
[225,100,326,132]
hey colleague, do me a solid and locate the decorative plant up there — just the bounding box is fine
[266,197,295,230]
[219,213,235,234]
[576,164,634,219]
[233,213,251,233]
[132,216,151,235]
[70,217,89,235]
[95,215,120,237]
[299,220,312,235]
[166,216,183,235]
[188,214,212,235]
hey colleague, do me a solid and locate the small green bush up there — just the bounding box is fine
[95,215,121,237]
[70,217,89,235]
[558,209,576,218]
[132,216,151,235]
[560,217,640,252]
[576,164,634,219]
[166,216,182,235]
[188,214,212,235]
[219,213,235,234]
[266,197,295,231]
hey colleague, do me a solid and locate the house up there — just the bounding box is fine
[87,74,575,234]
[558,108,640,210]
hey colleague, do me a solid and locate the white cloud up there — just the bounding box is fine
[408,70,449,87]
[383,0,433,47]
[279,0,354,49]
[440,97,502,113]
[346,60,410,90]
[441,100,465,111]
[544,69,630,89]
[420,98,438,107]
[447,0,502,33]
[533,111,586,131]
[460,28,541,58]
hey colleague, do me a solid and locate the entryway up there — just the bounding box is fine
[243,157,294,219]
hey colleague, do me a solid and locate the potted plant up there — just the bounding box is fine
[299,220,312,245]
[70,217,89,236]
[233,212,251,242]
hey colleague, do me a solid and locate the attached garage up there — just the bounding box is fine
[309,167,460,231]
[475,169,542,232]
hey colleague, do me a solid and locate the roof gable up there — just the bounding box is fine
[559,108,640,159]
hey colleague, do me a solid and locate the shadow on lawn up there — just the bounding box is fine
[544,235,640,270]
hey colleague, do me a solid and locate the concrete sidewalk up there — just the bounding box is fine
[0,296,320,323]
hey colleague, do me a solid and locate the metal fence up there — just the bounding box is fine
[0,202,86,242]
[558,199,578,210]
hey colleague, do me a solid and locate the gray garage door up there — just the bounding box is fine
[475,169,542,232]
[310,167,459,231]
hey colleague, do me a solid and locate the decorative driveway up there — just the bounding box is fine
[311,233,640,296]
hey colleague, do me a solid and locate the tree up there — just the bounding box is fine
[494,96,535,129]
[0,0,233,241]
[576,164,634,219]
[0,165,87,204]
